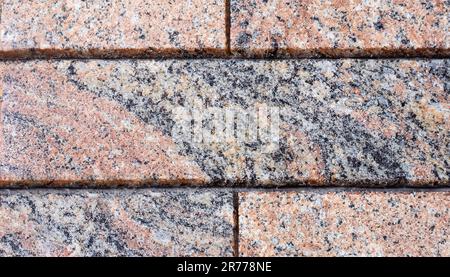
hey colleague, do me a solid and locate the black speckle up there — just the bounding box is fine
[168,31,180,45]
[236,32,252,47]
[239,20,249,28]
[347,156,362,168]
[374,21,384,30]
[67,64,76,76]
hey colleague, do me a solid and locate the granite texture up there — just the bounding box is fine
[0,189,233,256]
[239,191,450,256]
[0,60,449,186]
[230,0,450,57]
[0,0,226,58]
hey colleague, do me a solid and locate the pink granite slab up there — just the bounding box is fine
[231,0,450,57]
[239,190,450,256]
[0,0,226,58]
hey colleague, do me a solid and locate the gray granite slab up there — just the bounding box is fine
[0,189,234,256]
[0,59,448,186]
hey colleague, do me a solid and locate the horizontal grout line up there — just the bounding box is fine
[0,186,449,192]
[1,46,450,61]
[234,186,450,193]
[1,180,450,190]
[0,55,450,62]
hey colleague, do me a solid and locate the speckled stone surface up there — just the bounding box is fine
[0,189,233,256]
[0,0,226,58]
[0,60,448,186]
[239,191,450,256]
[231,0,450,57]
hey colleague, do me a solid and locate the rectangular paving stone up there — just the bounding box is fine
[239,190,450,256]
[230,0,450,57]
[0,59,448,186]
[0,189,233,256]
[0,0,226,58]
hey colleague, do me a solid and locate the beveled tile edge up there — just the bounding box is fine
[229,47,450,59]
[0,48,229,59]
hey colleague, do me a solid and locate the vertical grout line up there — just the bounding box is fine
[225,0,231,55]
[232,191,239,257]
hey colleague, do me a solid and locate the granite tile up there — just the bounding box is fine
[239,190,450,256]
[0,189,233,256]
[230,0,450,57]
[0,0,226,58]
[0,60,448,186]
